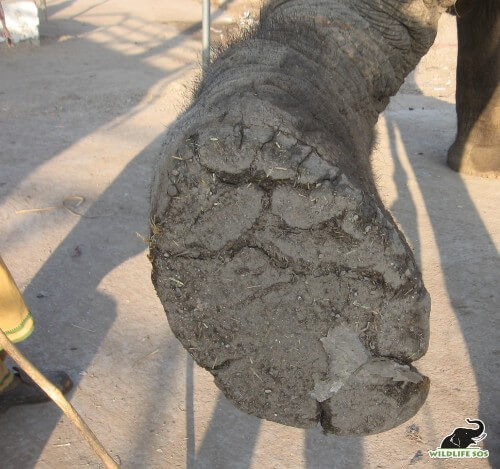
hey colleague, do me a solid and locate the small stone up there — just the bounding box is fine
[405,423,422,441]
[37,291,48,298]
[167,185,178,196]
[409,450,423,465]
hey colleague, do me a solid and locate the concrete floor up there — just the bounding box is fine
[0,1,498,468]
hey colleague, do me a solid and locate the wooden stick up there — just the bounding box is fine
[0,329,119,469]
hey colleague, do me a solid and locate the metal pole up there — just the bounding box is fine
[202,0,211,72]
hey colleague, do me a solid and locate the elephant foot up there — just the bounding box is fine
[446,89,500,179]
[447,0,500,178]
[150,105,430,435]
[447,139,500,179]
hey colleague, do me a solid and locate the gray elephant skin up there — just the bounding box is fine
[150,0,499,436]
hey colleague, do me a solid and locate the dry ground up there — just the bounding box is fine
[0,0,498,467]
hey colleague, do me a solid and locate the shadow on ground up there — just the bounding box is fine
[0,1,229,466]
[184,357,362,469]
[386,92,498,467]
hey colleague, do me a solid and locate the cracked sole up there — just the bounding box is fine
[150,104,431,435]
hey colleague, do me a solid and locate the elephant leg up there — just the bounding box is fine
[150,0,456,435]
[447,0,500,178]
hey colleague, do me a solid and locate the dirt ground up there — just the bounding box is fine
[0,1,498,468]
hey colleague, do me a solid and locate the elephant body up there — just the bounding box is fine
[150,0,498,435]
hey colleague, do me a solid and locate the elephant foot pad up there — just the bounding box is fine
[150,125,430,435]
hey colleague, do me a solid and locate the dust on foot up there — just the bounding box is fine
[150,121,430,434]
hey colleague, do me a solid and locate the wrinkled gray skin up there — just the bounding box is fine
[150,0,457,436]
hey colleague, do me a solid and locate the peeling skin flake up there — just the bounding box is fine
[312,325,422,402]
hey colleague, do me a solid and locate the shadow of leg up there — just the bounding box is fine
[387,94,499,466]
[304,428,363,469]
[193,394,261,469]
[0,136,162,467]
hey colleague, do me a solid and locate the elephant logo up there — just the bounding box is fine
[440,418,487,449]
